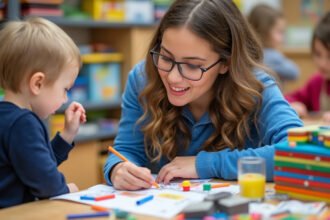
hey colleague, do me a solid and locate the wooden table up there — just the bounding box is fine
[0,199,157,220]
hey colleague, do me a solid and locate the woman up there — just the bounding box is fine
[104,0,302,190]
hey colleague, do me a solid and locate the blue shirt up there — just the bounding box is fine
[104,61,303,184]
[263,48,299,81]
[0,102,72,208]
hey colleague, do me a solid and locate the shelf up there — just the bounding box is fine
[282,47,311,56]
[75,128,117,143]
[38,17,157,28]
[57,100,121,113]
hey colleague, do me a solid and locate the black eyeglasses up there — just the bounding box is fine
[150,50,222,81]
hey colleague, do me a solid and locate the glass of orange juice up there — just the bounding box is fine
[238,157,266,200]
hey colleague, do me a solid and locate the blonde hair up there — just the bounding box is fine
[139,0,265,162]
[0,17,81,93]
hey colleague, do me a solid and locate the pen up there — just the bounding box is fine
[80,195,95,201]
[211,183,231,188]
[91,205,109,212]
[108,146,160,188]
[136,195,154,206]
[67,211,110,219]
[94,194,116,201]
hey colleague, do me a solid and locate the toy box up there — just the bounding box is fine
[81,53,123,103]
[82,0,125,21]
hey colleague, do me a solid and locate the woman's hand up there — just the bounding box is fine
[110,162,154,190]
[61,102,86,144]
[156,156,198,184]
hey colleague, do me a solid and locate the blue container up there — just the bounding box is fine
[80,53,123,103]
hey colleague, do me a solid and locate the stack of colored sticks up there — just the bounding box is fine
[274,126,330,203]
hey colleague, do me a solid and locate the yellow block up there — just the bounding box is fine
[288,135,309,142]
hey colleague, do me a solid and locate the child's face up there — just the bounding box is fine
[269,17,286,49]
[32,61,79,119]
[313,39,330,78]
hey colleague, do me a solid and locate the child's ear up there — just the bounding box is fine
[29,72,46,95]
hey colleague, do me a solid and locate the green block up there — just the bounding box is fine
[203,183,211,191]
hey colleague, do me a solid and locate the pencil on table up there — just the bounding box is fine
[108,146,160,188]
[211,183,231,188]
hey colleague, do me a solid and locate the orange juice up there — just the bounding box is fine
[238,173,265,199]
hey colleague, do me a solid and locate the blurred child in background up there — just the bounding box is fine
[0,17,86,208]
[285,11,330,122]
[248,4,299,84]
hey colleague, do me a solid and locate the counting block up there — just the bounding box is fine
[217,195,250,215]
[204,191,232,202]
[182,201,215,218]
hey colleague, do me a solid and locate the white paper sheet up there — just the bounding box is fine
[52,180,239,219]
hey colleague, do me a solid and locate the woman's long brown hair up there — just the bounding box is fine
[138,0,266,162]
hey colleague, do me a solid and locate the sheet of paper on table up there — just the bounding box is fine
[52,179,239,219]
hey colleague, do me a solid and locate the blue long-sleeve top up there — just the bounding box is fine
[0,102,73,208]
[103,61,303,184]
[263,48,300,81]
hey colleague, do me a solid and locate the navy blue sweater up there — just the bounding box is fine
[0,102,73,208]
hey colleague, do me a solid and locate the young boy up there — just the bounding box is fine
[0,17,86,208]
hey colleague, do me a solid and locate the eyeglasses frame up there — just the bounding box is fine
[149,50,223,81]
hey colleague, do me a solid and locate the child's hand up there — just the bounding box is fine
[322,111,330,124]
[290,102,308,118]
[61,101,86,144]
[67,183,79,193]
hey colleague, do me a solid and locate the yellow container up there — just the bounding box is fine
[82,0,125,21]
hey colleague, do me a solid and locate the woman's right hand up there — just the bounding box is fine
[110,162,154,190]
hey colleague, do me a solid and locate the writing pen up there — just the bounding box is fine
[80,194,115,201]
[108,146,160,188]
[67,211,110,219]
[136,195,154,206]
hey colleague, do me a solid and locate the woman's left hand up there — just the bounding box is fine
[156,156,198,184]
